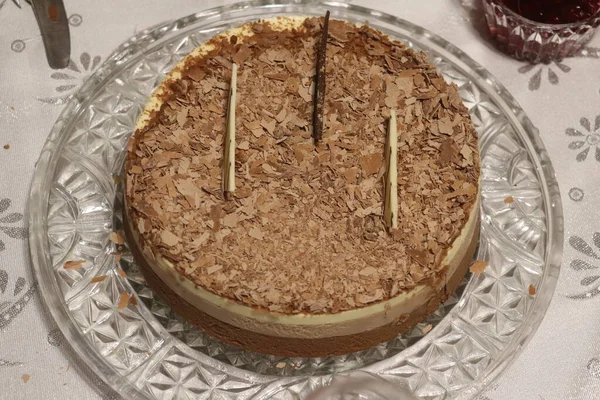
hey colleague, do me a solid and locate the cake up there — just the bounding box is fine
[124,16,481,357]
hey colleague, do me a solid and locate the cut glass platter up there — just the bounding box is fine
[28,1,563,399]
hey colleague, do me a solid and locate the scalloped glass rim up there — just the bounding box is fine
[28,1,563,399]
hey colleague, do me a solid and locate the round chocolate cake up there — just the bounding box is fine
[124,16,480,356]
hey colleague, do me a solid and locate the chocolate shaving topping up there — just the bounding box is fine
[117,291,130,310]
[312,11,330,143]
[125,18,481,315]
[109,231,125,245]
[63,260,85,270]
[90,275,107,283]
[469,260,488,274]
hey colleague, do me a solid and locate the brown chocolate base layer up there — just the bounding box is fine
[125,218,479,357]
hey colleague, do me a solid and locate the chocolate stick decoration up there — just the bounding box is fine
[223,63,238,199]
[384,110,398,231]
[312,10,330,144]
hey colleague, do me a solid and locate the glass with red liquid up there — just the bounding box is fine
[483,0,600,63]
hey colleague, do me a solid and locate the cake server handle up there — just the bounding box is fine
[29,0,71,69]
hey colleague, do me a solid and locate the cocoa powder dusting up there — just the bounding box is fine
[125,18,480,314]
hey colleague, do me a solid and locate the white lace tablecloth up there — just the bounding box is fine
[1,0,599,399]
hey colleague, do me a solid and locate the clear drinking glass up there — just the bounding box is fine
[306,372,417,400]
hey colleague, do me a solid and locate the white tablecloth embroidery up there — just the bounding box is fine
[1,1,599,399]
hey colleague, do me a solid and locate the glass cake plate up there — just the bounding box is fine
[28,1,563,399]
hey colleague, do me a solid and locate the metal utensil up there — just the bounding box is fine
[14,0,70,69]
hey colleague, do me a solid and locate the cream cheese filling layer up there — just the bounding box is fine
[128,16,481,340]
